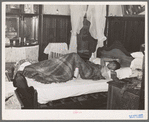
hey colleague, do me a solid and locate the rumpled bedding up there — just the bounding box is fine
[23,53,105,84]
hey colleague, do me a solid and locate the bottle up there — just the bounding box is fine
[19,37,21,46]
[74,68,79,78]
[24,37,26,45]
[56,9,59,14]
[13,40,16,46]
[21,38,24,46]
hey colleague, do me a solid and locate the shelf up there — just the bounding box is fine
[21,13,39,17]
[6,13,21,16]
[6,5,40,46]
[6,13,39,17]
[106,16,145,21]
[6,4,39,16]
[5,44,39,48]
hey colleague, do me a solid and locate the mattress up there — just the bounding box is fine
[26,77,110,104]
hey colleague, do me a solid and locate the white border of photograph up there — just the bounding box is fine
[2,1,148,120]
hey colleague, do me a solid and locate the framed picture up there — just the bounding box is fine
[122,5,145,16]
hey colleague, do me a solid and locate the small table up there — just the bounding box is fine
[5,45,39,62]
[107,77,142,109]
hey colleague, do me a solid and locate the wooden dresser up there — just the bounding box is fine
[107,77,142,109]
[106,16,145,52]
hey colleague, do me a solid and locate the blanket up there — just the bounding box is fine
[23,53,105,84]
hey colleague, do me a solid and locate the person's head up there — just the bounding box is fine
[107,61,121,70]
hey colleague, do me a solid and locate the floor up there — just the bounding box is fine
[38,92,108,109]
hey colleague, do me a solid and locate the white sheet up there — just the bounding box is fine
[26,78,110,104]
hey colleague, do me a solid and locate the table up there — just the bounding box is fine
[5,45,39,62]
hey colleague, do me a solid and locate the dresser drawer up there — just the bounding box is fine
[107,79,141,110]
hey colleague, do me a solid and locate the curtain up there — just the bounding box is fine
[87,5,107,58]
[69,5,87,53]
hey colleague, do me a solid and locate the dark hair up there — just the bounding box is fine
[113,61,121,70]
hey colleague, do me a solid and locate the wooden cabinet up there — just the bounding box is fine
[139,44,145,109]
[38,14,71,61]
[107,78,142,109]
[106,16,145,52]
[6,4,40,47]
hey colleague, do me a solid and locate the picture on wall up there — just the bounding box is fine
[122,5,145,16]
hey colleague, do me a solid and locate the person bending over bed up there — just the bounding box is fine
[22,53,120,84]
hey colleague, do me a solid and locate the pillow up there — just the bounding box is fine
[130,69,143,79]
[115,67,132,79]
[130,58,143,70]
[131,52,144,59]
[18,62,31,71]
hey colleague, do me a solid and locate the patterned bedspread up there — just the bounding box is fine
[23,53,105,84]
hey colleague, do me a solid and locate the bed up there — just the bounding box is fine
[12,41,143,109]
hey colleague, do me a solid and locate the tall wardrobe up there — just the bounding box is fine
[38,5,71,61]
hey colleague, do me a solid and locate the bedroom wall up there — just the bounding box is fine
[43,5,123,16]
[41,5,122,59]
[108,5,123,16]
[43,5,70,15]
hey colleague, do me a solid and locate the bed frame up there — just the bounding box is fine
[13,41,133,109]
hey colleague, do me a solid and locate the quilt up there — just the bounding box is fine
[23,53,105,84]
